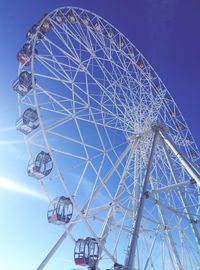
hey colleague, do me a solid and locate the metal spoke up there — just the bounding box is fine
[14,6,200,270]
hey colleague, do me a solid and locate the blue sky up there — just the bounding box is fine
[0,1,200,270]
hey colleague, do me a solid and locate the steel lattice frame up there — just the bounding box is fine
[16,7,200,270]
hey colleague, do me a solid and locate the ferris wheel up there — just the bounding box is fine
[13,6,200,270]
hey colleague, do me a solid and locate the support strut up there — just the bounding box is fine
[36,231,67,270]
[159,129,200,187]
[125,131,158,270]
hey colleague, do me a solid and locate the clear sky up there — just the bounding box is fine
[0,1,200,270]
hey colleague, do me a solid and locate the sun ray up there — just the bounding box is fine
[0,140,24,145]
[0,177,47,201]
[0,126,16,133]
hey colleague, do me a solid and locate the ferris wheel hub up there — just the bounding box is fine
[13,6,200,270]
[151,123,167,134]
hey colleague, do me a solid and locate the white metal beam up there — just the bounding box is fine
[161,137,200,248]
[125,130,158,270]
[159,129,200,187]
[35,142,133,269]
[99,138,139,262]
[149,195,183,270]
[149,179,192,195]
[36,231,67,270]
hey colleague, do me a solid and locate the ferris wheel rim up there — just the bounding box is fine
[24,6,200,163]
[15,6,200,270]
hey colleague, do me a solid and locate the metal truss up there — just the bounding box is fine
[15,6,200,270]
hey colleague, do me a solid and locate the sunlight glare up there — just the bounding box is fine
[0,177,47,201]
